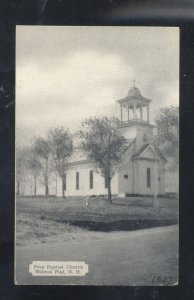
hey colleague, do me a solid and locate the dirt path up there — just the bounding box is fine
[15,225,178,286]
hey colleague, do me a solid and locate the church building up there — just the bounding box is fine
[56,82,166,197]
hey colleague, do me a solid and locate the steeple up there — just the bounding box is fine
[117,81,152,125]
[116,81,155,149]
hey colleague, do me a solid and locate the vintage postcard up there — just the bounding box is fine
[15,26,179,285]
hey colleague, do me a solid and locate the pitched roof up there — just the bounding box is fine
[132,143,150,160]
[68,138,135,165]
[153,147,166,162]
[132,143,166,161]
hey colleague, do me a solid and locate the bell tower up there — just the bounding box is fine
[117,81,155,151]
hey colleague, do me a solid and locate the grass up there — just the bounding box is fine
[16,212,85,246]
[16,195,178,221]
[16,196,178,246]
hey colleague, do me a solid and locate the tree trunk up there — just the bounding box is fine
[45,177,49,196]
[45,184,49,196]
[62,176,65,199]
[107,178,112,203]
[34,177,36,196]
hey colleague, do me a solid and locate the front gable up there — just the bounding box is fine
[133,144,161,161]
[139,145,160,160]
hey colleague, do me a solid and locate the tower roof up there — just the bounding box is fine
[117,81,151,106]
[127,85,141,97]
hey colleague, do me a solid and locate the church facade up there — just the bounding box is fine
[56,83,166,197]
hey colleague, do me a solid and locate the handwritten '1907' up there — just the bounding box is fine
[152,276,173,285]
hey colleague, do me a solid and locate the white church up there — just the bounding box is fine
[56,83,166,198]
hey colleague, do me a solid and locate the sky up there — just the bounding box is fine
[16,26,179,147]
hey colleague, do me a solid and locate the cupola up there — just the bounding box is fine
[117,80,152,125]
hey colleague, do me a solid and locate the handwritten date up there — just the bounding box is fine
[152,276,173,285]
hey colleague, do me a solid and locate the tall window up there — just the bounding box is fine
[90,170,93,189]
[63,173,67,191]
[147,168,151,188]
[76,172,79,190]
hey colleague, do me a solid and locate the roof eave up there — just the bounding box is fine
[116,96,151,104]
[68,159,91,166]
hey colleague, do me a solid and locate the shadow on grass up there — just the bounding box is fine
[59,219,178,232]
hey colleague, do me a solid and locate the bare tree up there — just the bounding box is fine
[48,127,73,199]
[33,137,52,196]
[79,116,127,202]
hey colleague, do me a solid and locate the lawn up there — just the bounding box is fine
[16,195,178,221]
[16,195,178,246]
